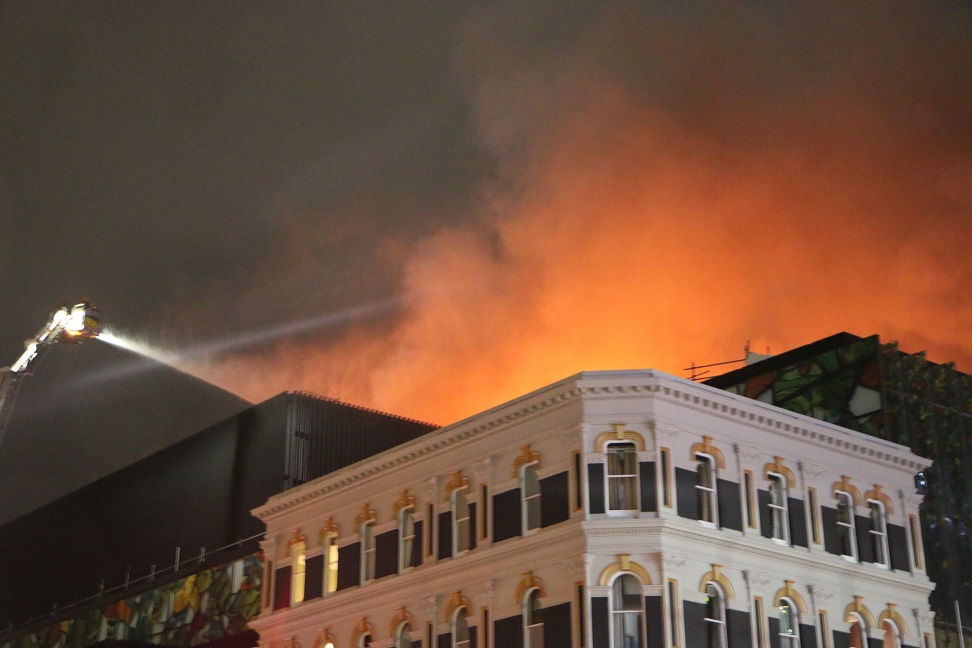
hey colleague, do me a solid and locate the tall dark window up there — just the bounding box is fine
[607,443,639,511]
[524,588,544,647]
[836,492,857,558]
[696,453,718,525]
[611,574,644,648]
[768,474,789,543]
[778,599,800,648]
[703,582,727,648]
[869,500,889,567]
[522,463,541,533]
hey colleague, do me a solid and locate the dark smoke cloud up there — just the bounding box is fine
[2,3,970,425]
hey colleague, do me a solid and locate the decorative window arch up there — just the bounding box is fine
[594,423,647,453]
[452,605,471,648]
[877,604,909,637]
[703,581,728,648]
[390,607,417,647]
[844,596,876,648]
[313,628,336,648]
[598,555,653,586]
[881,619,901,648]
[351,618,375,648]
[610,573,646,648]
[287,529,306,605]
[697,565,735,600]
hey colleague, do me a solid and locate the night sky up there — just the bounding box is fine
[2,3,970,425]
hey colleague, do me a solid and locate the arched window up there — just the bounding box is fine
[322,532,338,594]
[768,473,789,543]
[290,539,306,605]
[836,492,857,559]
[394,622,412,648]
[611,574,644,648]
[848,614,866,648]
[703,582,727,648]
[778,598,800,648]
[522,462,541,534]
[524,587,544,648]
[399,506,416,572]
[360,520,376,583]
[452,606,471,648]
[356,633,372,647]
[696,453,718,525]
[882,619,900,648]
[607,442,639,511]
[869,500,890,567]
[452,486,471,554]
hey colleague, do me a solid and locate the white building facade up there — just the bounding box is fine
[251,370,935,648]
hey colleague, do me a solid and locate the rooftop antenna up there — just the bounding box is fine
[684,340,751,381]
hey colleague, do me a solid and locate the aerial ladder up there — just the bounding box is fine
[0,302,101,446]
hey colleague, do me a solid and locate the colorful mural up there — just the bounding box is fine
[2,554,262,648]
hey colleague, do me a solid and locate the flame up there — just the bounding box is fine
[190,5,972,424]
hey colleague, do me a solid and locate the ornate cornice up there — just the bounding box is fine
[254,372,928,520]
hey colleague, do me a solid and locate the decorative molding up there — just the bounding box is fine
[254,373,929,520]
[662,554,687,568]
[393,491,417,516]
[514,572,546,604]
[312,628,335,648]
[748,572,772,587]
[318,516,339,540]
[354,504,377,527]
[388,607,415,637]
[774,580,808,614]
[287,528,306,549]
[864,485,895,515]
[594,423,646,452]
[443,591,472,622]
[844,596,876,629]
[763,457,796,489]
[833,477,864,507]
[598,554,652,586]
[690,436,727,470]
[699,564,736,600]
[349,618,374,647]
[878,603,909,636]
[444,470,470,501]
[511,445,541,478]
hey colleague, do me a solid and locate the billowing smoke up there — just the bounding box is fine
[191,4,972,423]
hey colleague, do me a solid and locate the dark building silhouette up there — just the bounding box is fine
[706,332,972,630]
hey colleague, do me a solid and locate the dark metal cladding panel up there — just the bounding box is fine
[304,554,323,600]
[540,471,570,527]
[856,515,875,563]
[410,520,423,568]
[273,565,291,610]
[675,467,700,520]
[682,601,707,647]
[438,511,453,559]
[437,633,450,648]
[800,623,817,648]
[767,616,780,648]
[470,502,477,551]
[832,630,851,648]
[588,463,606,514]
[758,489,773,538]
[336,542,360,590]
[821,506,842,555]
[644,596,664,648]
[494,615,523,648]
[375,528,398,579]
[469,625,477,648]
[717,479,742,531]
[544,602,572,647]
[888,523,911,572]
[727,608,752,647]
[492,488,522,543]
[591,596,610,648]
[789,498,808,547]
[639,462,657,513]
